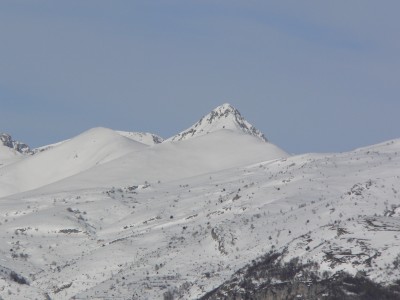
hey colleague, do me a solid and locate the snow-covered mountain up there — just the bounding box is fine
[32,131,163,154]
[32,130,164,154]
[168,103,268,142]
[35,129,287,196]
[0,127,148,197]
[0,106,285,198]
[0,105,399,300]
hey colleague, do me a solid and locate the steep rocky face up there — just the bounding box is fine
[0,133,32,154]
[169,103,268,142]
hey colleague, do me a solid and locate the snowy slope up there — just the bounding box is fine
[0,145,24,167]
[168,103,268,142]
[0,138,398,299]
[33,140,69,154]
[0,127,148,197]
[33,129,288,196]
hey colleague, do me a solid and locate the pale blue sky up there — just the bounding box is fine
[1,1,399,153]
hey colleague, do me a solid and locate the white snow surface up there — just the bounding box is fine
[116,131,164,145]
[0,145,24,167]
[0,106,399,300]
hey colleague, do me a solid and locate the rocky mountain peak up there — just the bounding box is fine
[0,133,32,154]
[169,103,268,142]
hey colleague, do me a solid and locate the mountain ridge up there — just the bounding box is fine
[0,105,398,299]
[2,104,272,155]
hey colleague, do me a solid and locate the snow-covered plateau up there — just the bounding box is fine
[0,104,399,300]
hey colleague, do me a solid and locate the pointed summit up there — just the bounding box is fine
[168,103,268,142]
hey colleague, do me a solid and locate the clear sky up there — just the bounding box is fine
[1,1,399,154]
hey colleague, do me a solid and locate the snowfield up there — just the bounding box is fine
[0,104,399,299]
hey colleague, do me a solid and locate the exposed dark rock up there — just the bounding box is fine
[200,251,400,300]
[10,271,29,285]
[0,133,32,154]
